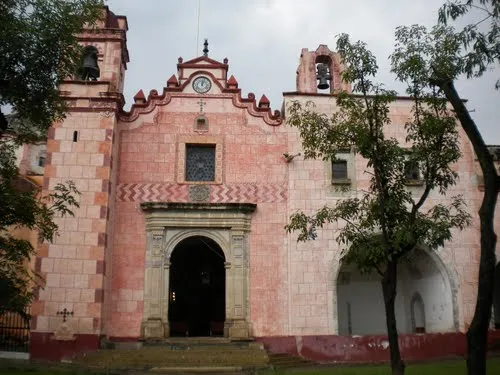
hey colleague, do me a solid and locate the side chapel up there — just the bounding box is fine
[27,7,500,361]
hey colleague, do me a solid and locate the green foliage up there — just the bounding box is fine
[439,0,500,88]
[0,138,81,315]
[285,33,471,275]
[0,0,98,313]
[0,0,103,134]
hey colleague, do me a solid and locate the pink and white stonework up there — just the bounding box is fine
[28,7,500,362]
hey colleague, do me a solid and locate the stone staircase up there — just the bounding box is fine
[74,338,270,373]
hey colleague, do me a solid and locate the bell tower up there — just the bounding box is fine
[30,7,129,359]
[296,44,351,94]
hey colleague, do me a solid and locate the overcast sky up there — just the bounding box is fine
[106,0,499,143]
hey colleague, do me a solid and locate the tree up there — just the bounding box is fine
[437,3,500,375]
[285,34,471,375]
[0,0,102,136]
[0,0,102,314]
[0,138,80,315]
[393,2,500,373]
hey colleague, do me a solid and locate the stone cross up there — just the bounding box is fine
[197,99,206,114]
[57,308,74,323]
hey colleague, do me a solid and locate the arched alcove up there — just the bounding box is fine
[336,248,456,335]
[410,293,426,333]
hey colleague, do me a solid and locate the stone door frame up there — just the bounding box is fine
[140,202,256,340]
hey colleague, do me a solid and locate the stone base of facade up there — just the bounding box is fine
[256,331,500,363]
[29,331,500,362]
[140,318,251,340]
[29,332,100,361]
[227,319,252,340]
[141,318,166,339]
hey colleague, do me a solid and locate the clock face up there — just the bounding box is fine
[192,76,211,94]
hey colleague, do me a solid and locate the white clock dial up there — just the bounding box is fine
[193,76,211,94]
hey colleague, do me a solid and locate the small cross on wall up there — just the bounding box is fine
[197,99,206,114]
[57,308,74,323]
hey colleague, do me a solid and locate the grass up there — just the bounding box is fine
[262,357,500,374]
[0,358,500,374]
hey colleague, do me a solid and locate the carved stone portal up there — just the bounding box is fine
[140,202,256,340]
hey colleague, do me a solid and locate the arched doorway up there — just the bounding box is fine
[336,248,456,335]
[168,236,225,337]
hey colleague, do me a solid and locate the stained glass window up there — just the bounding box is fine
[185,144,216,181]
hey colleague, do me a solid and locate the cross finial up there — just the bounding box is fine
[203,39,209,57]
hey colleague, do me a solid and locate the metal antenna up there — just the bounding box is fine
[196,0,201,56]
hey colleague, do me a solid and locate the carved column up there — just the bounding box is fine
[141,229,166,339]
[162,260,171,337]
[224,261,232,337]
[228,231,251,338]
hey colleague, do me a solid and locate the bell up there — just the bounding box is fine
[316,63,331,90]
[81,50,100,81]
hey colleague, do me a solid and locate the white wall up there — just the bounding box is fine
[337,250,454,335]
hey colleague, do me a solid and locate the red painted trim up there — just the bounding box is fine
[178,55,228,69]
[64,108,119,113]
[257,332,500,363]
[120,72,282,125]
[30,332,99,361]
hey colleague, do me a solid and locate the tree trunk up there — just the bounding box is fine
[437,78,498,375]
[382,261,405,375]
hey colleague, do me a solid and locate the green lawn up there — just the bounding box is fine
[261,358,500,375]
[0,358,500,374]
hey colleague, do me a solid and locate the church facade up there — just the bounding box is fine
[28,7,500,361]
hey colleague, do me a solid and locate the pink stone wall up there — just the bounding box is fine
[283,95,482,335]
[109,97,289,338]
[32,111,115,337]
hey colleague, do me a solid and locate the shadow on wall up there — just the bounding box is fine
[337,248,456,335]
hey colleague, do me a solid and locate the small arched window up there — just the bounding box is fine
[411,292,426,333]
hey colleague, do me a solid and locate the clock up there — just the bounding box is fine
[192,76,211,94]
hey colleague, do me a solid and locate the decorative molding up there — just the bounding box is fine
[118,71,282,126]
[189,185,210,202]
[116,182,287,203]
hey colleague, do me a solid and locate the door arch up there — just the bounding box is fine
[168,236,225,336]
[140,202,256,340]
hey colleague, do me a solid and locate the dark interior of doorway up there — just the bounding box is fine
[169,236,225,337]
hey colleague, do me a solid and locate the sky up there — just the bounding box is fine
[106,0,499,143]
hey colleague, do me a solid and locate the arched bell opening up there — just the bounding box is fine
[494,263,500,330]
[168,235,226,337]
[336,248,456,335]
[315,55,333,92]
[77,45,100,81]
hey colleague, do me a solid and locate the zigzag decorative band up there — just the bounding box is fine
[116,183,287,203]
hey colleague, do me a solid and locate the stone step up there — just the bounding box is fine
[142,338,262,350]
[75,345,269,370]
[268,353,317,369]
